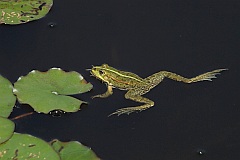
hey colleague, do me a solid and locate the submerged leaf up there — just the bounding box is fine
[0,133,60,159]
[14,68,93,114]
[0,0,53,25]
[50,139,100,160]
[0,75,16,118]
[0,117,14,144]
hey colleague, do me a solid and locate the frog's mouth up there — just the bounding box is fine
[87,67,100,80]
[86,65,95,76]
[88,69,95,77]
[87,66,106,83]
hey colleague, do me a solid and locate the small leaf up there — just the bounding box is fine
[0,133,60,159]
[0,117,14,144]
[0,75,16,118]
[14,68,93,114]
[50,139,100,160]
[0,0,53,25]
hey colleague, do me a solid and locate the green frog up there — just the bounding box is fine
[90,64,226,116]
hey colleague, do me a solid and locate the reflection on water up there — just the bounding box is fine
[196,149,206,156]
[49,110,65,117]
[48,22,57,28]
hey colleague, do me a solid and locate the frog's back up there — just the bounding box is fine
[105,66,144,89]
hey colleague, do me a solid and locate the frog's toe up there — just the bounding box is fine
[91,95,101,99]
[91,95,97,99]
[108,108,137,116]
[108,110,123,117]
[190,68,227,82]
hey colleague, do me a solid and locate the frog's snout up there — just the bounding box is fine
[89,68,98,77]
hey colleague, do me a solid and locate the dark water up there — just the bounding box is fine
[1,1,240,160]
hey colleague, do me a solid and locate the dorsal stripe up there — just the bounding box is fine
[97,67,143,82]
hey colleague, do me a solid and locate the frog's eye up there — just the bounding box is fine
[102,64,108,68]
[99,70,104,75]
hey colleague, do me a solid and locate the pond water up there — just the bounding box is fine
[1,1,239,160]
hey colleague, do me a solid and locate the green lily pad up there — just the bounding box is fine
[0,133,60,159]
[50,139,100,160]
[13,68,93,114]
[0,117,14,144]
[0,75,16,118]
[0,0,53,25]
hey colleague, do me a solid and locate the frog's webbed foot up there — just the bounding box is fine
[189,68,228,83]
[108,108,133,116]
[108,105,150,116]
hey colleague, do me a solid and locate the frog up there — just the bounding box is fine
[89,64,226,116]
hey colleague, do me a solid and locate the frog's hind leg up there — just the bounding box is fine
[147,68,227,84]
[109,89,154,116]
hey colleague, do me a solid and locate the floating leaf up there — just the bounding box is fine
[50,139,100,160]
[13,68,93,114]
[0,133,60,159]
[0,117,14,144]
[0,75,16,118]
[0,0,53,25]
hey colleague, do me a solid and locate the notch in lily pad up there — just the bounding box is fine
[0,0,53,25]
[13,68,93,114]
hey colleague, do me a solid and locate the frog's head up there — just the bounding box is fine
[89,64,110,83]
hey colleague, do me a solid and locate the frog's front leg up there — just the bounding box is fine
[109,89,154,116]
[92,85,113,98]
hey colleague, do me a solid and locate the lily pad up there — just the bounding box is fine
[0,0,53,25]
[0,133,60,159]
[0,75,16,118]
[50,139,100,160]
[0,117,14,144]
[13,68,93,114]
